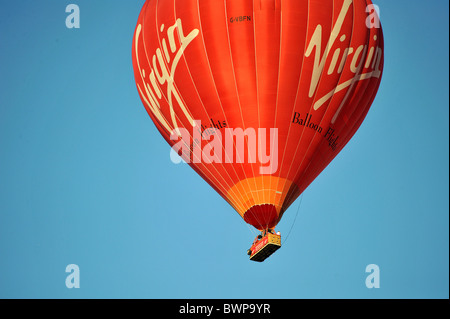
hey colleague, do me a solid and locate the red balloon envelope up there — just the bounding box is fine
[132,0,384,231]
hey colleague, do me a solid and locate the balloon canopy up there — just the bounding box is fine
[132,0,384,231]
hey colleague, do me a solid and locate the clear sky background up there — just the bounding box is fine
[0,1,448,299]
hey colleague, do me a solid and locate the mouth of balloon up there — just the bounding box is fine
[243,204,279,231]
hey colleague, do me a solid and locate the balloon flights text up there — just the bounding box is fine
[168,112,344,171]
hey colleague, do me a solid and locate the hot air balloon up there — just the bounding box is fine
[132,0,384,261]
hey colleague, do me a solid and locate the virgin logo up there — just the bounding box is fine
[134,19,199,136]
[305,0,383,123]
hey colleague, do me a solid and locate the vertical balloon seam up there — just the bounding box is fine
[270,1,283,227]
[274,0,296,223]
[275,0,313,217]
[250,0,265,223]
[221,0,256,226]
[251,0,263,216]
[221,0,252,209]
[194,0,252,218]
[253,0,277,228]
[251,0,267,230]
[252,0,282,229]
[279,0,334,216]
[268,1,283,226]
[276,0,310,206]
[223,0,268,230]
[220,0,264,230]
[197,0,262,222]
[255,1,281,227]
[283,0,347,209]
[273,0,311,220]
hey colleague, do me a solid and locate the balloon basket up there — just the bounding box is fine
[248,233,281,262]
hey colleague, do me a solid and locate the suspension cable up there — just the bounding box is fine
[282,193,303,245]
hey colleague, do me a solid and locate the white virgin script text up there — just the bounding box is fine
[305,0,383,123]
[134,19,199,135]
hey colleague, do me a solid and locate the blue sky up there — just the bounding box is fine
[0,0,448,299]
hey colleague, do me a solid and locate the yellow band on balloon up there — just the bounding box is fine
[225,176,295,218]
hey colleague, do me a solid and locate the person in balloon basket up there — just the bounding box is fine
[247,229,280,255]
